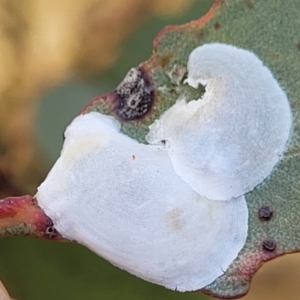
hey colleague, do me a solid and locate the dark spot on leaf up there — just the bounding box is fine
[245,0,254,9]
[297,42,300,51]
[259,205,273,221]
[44,218,59,239]
[115,67,154,121]
[214,22,221,30]
[262,239,276,252]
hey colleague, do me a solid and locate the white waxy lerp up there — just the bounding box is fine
[36,43,290,292]
[36,112,248,292]
[147,43,291,201]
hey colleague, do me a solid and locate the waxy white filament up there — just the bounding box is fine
[147,43,291,201]
[36,43,291,292]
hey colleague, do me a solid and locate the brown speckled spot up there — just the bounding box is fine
[115,68,154,121]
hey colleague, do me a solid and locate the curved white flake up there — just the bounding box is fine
[36,112,248,291]
[147,43,291,201]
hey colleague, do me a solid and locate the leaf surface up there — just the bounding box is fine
[84,0,300,298]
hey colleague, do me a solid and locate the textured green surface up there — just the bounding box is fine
[85,0,300,298]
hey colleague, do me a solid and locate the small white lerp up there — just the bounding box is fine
[147,43,291,201]
[36,43,291,292]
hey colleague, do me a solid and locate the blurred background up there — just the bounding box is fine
[0,0,300,299]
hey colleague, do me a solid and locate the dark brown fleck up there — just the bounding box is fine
[259,205,273,221]
[245,0,254,9]
[262,239,276,252]
[297,42,300,51]
[43,218,59,239]
[214,22,221,30]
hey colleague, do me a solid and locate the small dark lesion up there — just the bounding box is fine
[214,22,221,30]
[297,42,300,51]
[245,0,254,9]
[258,205,273,221]
[262,239,276,252]
[114,67,154,121]
[44,219,59,239]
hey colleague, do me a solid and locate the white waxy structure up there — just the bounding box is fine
[147,43,291,201]
[36,43,292,292]
[36,112,248,292]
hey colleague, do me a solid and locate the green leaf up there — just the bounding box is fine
[84,0,300,298]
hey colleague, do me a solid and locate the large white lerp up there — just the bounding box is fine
[36,43,291,292]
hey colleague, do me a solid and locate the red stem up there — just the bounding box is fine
[0,195,64,240]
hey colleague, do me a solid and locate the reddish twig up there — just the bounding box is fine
[0,195,64,240]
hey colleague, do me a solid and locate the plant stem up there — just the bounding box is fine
[0,195,64,240]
